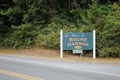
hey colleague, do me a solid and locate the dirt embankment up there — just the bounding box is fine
[0,48,120,64]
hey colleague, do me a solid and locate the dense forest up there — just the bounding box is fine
[0,0,120,57]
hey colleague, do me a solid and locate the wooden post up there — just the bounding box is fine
[60,30,63,58]
[93,30,96,59]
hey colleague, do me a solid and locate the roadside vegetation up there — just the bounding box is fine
[0,48,120,64]
[0,0,120,58]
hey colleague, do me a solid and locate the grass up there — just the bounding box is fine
[0,48,120,64]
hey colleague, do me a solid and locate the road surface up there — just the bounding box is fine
[0,55,120,80]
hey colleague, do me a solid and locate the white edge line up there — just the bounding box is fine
[0,56,120,77]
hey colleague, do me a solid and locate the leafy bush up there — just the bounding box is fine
[3,23,37,48]
[0,0,120,57]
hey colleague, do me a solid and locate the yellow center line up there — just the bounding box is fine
[0,69,43,80]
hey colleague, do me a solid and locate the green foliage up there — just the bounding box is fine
[78,1,120,57]
[0,0,120,57]
[36,31,60,49]
[2,23,38,48]
[97,2,120,57]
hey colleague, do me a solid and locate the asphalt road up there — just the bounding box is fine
[0,55,120,80]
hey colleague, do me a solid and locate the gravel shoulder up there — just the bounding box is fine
[0,48,120,64]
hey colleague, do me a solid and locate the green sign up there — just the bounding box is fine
[63,33,93,50]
